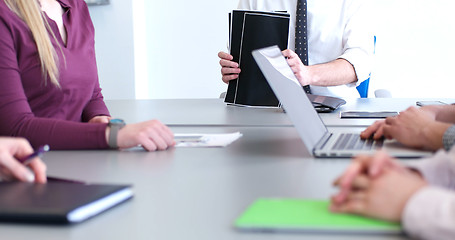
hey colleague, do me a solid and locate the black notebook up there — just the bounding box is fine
[0,181,133,224]
[224,10,290,107]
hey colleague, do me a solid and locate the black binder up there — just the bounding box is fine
[225,10,290,107]
[0,182,133,224]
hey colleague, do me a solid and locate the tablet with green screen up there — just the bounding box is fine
[235,199,402,235]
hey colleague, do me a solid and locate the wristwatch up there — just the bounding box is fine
[108,119,126,149]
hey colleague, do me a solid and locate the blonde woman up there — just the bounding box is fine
[0,0,175,151]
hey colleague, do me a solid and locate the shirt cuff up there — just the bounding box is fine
[443,125,455,151]
[338,48,372,86]
[402,186,455,240]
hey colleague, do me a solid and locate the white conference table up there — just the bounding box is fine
[0,126,410,240]
[106,98,455,127]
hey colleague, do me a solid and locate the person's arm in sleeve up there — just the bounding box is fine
[81,4,111,124]
[442,125,455,151]
[337,0,375,87]
[0,18,108,150]
[331,150,455,239]
[82,76,111,123]
[237,0,253,9]
[283,0,375,88]
[402,186,455,240]
[406,148,455,189]
[402,148,455,239]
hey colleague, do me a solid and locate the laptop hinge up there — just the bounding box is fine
[313,132,332,152]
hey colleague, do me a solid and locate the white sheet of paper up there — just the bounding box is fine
[174,132,243,148]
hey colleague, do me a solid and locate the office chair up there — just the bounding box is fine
[356,77,370,98]
[374,89,392,98]
[355,36,376,98]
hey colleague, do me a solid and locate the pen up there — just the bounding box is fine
[17,145,85,184]
[18,144,50,165]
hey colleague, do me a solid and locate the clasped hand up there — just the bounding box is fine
[330,151,427,222]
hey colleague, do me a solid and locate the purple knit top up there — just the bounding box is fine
[0,0,110,149]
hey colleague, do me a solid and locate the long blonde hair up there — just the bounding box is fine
[4,0,61,87]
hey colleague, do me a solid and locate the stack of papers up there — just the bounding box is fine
[174,132,243,148]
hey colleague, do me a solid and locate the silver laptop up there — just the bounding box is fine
[252,45,431,158]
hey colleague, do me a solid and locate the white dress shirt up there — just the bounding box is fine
[237,0,374,98]
[403,148,455,240]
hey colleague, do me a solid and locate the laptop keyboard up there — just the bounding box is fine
[331,133,383,151]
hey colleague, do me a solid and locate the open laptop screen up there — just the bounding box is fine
[252,46,328,153]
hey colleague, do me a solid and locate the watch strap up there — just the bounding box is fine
[108,119,125,149]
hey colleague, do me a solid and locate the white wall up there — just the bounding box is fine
[369,0,455,98]
[88,0,136,100]
[89,0,455,100]
[134,0,238,99]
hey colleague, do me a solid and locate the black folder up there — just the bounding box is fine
[225,10,290,107]
[0,181,133,224]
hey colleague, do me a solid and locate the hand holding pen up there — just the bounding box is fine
[0,138,47,183]
[17,143,84,184]
[18,144,50,164]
